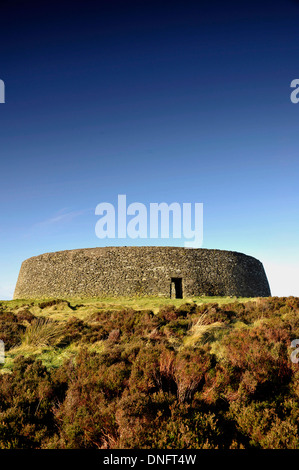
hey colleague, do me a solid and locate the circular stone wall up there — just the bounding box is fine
[13,246,271,299]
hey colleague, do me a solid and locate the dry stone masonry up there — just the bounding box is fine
[13,246,271,299]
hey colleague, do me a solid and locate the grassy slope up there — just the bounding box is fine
[0,295,298,449]
[1,295,253,371]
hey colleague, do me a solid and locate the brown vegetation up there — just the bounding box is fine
[0,296,298,448]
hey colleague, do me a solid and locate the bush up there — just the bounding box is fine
[0,357,60,448]
[0,297,299,449]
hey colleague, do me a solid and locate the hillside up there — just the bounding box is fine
[0,295,298,449]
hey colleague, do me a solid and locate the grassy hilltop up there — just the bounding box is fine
[0,295,299,449]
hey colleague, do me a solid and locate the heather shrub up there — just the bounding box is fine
[58,317,108,347]
[228,400,299,448]
[196,303,236,324]
[149,408,222,449]
[162,319,190,341]
[0,357,59,448]
[128,345,163,393]
[0,297,298,449]
[116,390,162,448]
[52,350,122,448]
[173,346,213,402]
[156,305,178,323]
[218,323,293,401]
[38,299,72,309]
[175,303,197,317]
[0,312,27,350]
[15,309,36,324]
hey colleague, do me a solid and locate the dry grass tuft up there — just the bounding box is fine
[20,317,63,348]
[185,313,228,346]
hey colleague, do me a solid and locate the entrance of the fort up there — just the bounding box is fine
[170,278,183,299]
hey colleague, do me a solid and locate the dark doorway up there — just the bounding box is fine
[170,278,183,299]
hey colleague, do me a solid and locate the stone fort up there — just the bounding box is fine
[13,246,271,299]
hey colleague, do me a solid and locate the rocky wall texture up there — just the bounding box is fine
[13,246,271,299]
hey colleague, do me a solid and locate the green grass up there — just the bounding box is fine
[2,342,83,373]
[0,294,258,372]
[1,294,255,313]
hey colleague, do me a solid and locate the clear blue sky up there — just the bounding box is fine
[0,0,299,299]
